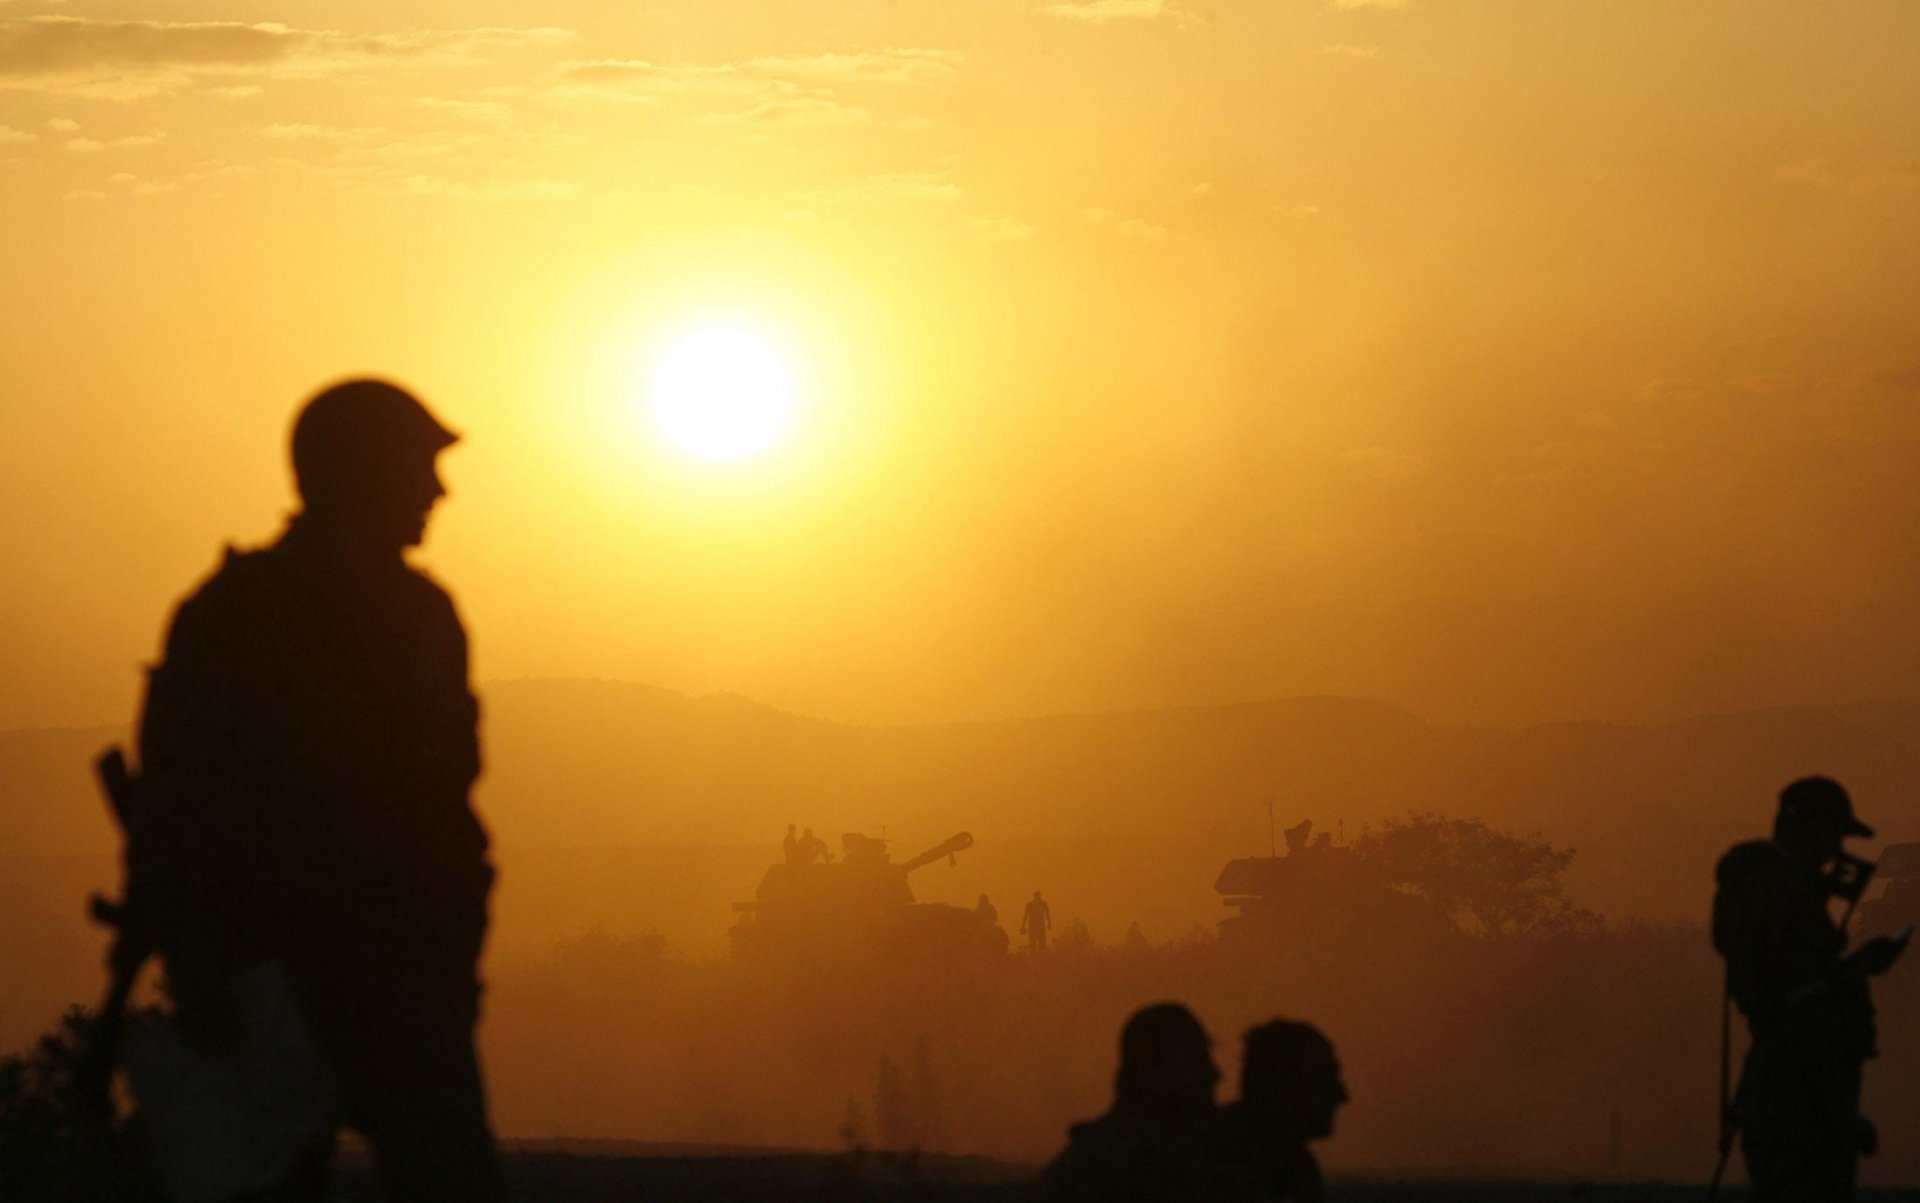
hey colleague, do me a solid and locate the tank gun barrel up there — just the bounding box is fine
[899,831,974,874]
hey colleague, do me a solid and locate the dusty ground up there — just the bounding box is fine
[315,1143,1920,1201]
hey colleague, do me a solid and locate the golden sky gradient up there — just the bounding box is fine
[3,0,1919,731]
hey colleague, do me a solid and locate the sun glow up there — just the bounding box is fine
[646,321,796,462]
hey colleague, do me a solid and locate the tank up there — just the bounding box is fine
[1215,820,1444,945]
[730,830,1010,968]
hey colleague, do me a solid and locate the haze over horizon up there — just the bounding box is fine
[5,0,1920,735]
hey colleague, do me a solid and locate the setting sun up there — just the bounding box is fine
[646,321,796,462]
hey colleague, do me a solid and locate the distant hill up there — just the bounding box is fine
[7,680,1920,961]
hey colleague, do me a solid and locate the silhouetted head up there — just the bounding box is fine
[788,824,796,835]
[1033,890,1044,901]
[1238,1020,1347,1142]
[1774,776,1872,867]
[979,894,990,905]
[290,378,458,551]
[803,827,814,838]
[1113,1002,1218,1123]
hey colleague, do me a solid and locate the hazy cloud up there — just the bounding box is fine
[0,17,574,99]
[556,49,958,129]
[45,115,76,130]
[1039,0,1169,23]
[254,122,370,141]
[1773,155,1920,194]
[561,47,959,96]
[1640,377,1709,404]
[1878,363,1920,392]
[392,174,580,201]
[0,123,32,142]
[108,170,176,195]
[63,130,158,152]
[1338,446,1430,484]
[972,215,1038,243]
[1725,371,1796,395]
[814,170,962,206]
[739,48,961,86]
[713,96,870,128]
[1085,206,1167,241]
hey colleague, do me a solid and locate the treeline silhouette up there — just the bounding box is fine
[13,809,1920,1190]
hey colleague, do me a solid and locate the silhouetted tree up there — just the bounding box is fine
[1052,918,1096,956]
[1350,813,1602,937]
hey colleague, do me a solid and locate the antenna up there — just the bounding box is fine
[1267,797,1276,859]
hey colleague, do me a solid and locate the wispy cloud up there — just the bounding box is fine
[972,215,1038,243]
[710,96,870,129]
[64,130,160,152]
[1085,206,1167,241]
[1338,446,1430,484]
[560,48,960,97]
[0,16,574,99]
[391,174,580,201]
[557,48,960,129]
[1773,155,1920,194]
[1039,0,1169,24]
[812,170,963,207]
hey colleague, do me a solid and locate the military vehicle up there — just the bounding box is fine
[730,830,1009,967]
[1215,818,1442,945]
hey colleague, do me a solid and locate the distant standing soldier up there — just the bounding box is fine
[783,823,801,865]
[139,379,505,1201]
[795,826,833,865]
[975,893,999,927]
[1022,889,1053,953]
[1713,776,1909,1202]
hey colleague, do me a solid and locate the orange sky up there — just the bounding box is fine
[3,0,1919,731]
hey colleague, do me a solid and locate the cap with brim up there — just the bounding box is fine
[1779,776,1874,840]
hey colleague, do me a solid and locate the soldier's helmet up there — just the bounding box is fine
[1779,776,1875,839]
[291,378,458,507]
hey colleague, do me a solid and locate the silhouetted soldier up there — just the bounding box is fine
[139,379,504,1201]
[784,823,801,865]
[1218,1020,1348,1203]
[1283,820,1313,856]
[1713,776,1908,1202]
[1040,1002,1253,1202]
[795,826,833,865]
[975,893,999,927]
[1022,889,1052,953]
